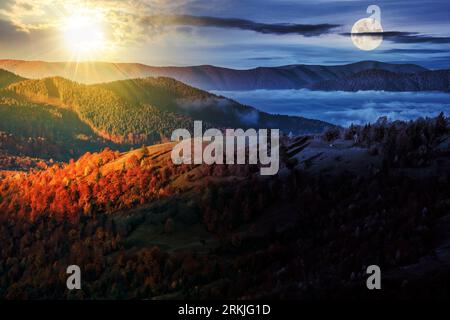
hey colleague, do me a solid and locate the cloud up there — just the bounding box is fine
[0,0,192,42]
[0,0,60,32]
[140,15,340,36]
[0,17,54,53]
[0,0,340,51]
[176,97,228,111]
[246,56,287,61]
[0,18,26,42]
[382,48,449,54]
[212,89,450,126]
[384,32,450,44]
[343,31,450,44]
[1,0,448,69]
[175,97,260,125]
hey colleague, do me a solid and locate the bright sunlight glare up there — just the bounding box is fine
[62,12,106,58]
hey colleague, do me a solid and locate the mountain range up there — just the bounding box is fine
[311,69,450,92]
[0,59,439,91]
[0,69,329,161]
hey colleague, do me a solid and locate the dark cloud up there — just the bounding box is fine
[383,48,449,54]
[142,15,340,36]
[343,31,450,44]
[246,57,286,61]
[183,0,450,30]
[0,19,27,43]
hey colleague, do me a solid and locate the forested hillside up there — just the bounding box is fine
[311,69,450,92]
[4,75,329,147]
[0,93,121,161]
[5,77,195,144]
[0,69,24,89]
[1,115,449,299]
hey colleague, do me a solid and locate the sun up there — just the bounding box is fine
[62,12,106,58]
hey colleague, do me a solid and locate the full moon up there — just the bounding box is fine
[351,18,383,51]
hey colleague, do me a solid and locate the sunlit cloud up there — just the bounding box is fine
[0,0,192,44]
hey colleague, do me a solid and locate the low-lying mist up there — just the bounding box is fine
[212,89,450,127]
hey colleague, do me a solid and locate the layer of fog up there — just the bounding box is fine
[212,89,450,127]
[176,97,260,125]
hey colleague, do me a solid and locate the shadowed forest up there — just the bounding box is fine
[1,109,449,299]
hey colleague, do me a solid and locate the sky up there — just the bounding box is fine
[0,0,450,69]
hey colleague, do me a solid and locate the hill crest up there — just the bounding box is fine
[0,59,429,90]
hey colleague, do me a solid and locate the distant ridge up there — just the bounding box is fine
[310,69,450,92]
[0,59,428,90]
